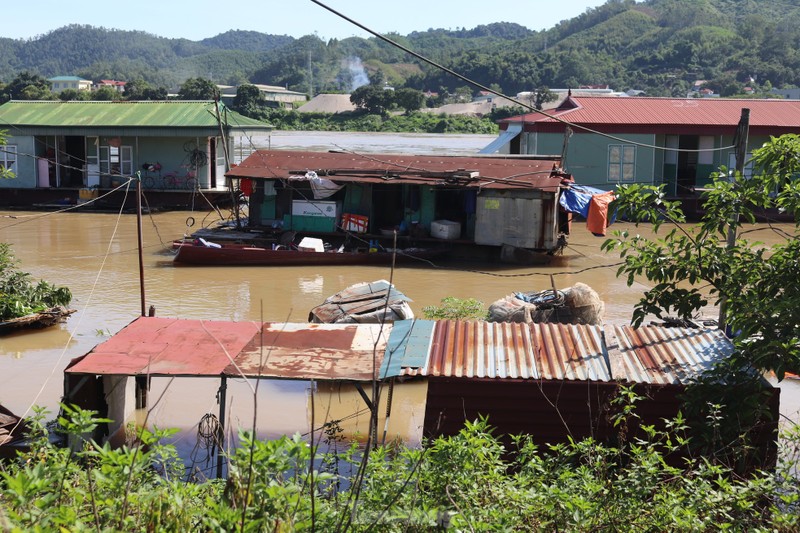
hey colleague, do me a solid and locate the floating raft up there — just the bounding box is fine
[0,306,75,336]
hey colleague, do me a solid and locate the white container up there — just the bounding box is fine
[291,200,338,218]
[297,237,325,252]
[431,220,461,240]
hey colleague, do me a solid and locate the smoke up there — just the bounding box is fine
[346,56,370,91]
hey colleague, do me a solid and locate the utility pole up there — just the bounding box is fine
[718,108,750,333]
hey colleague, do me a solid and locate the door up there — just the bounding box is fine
[86,136,100,187]
[677,136,699,195]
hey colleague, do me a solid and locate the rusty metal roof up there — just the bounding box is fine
[229,322,390,381]
[227,150,569,191]
[66,317,392,382]
[407,320,611,381]
[65,317,733,386]
[608,325,730,385]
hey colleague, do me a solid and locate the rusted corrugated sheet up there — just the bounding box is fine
[229,322,391,381]
[227,150,568,191]
[65,317,260,376]
[417,321,610,381]
[609,325,731,385]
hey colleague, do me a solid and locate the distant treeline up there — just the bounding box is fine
[2,0,800,103]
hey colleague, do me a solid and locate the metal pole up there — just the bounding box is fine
[216,376,227,479]
[718,108,750,332]
[136,172,146,317]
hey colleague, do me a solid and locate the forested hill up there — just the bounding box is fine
[2,0,800,97]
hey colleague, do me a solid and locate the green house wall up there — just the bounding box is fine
[530,132,658,188]
[526,131,774,194]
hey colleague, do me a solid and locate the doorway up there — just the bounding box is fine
[677,136,699,195]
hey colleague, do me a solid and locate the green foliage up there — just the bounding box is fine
[350,85,392,115]
[4,1,800,100]
[0,242,72,320]
[1,405,798,531]
[0,71,52,103]
[240,106,497,134]
[422,296,488,320]
[602,134,800,376]
[177,77,219,100]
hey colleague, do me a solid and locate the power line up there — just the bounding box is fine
[310,0,739,156]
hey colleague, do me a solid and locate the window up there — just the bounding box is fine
[99,145,133,176]
[608,144,636,182]
[0,145,17,175]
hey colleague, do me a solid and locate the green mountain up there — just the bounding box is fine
[2,0,799,97]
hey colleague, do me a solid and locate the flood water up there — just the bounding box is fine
[1,131,798,462]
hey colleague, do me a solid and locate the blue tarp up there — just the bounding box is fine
[559,184,608,218]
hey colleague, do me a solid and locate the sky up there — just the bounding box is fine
[5,0,611,41]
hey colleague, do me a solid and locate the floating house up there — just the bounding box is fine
[226,150,573,258]
[0,100,272,207]
[63,316,779,474]
[482,96,800,197]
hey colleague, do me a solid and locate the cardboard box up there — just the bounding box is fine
[431,220,461,240]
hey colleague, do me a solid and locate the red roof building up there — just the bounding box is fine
[483,95,800,196]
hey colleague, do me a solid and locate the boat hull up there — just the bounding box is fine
[172,242,445,266]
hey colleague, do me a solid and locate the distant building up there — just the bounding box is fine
[48,76,92,93]
[218,84,307,109]
[96,80,127,93]
[771,88,800,100]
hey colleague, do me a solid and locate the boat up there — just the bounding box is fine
[0,403,28,459]
[309,280,414,323]
[172,238,448,267]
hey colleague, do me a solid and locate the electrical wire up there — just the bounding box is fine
[8,179,135,433]
[310,0,738,156]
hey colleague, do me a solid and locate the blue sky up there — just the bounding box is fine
[6,0,611,41]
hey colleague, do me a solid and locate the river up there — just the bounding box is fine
[1,131,798,462]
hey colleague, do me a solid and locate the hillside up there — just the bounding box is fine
[1,0,799,97]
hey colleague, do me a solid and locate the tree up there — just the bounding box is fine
[58,89,90,101]
[232,84,265,115]
[602,134,800,377]
[394,87,425,114]
[0,72,52,103]
[350,85,392,115]
[91,86,120,101]
[123,78,149,100]
[177,77,219,100]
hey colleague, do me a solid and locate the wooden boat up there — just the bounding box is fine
[309,279,414,323]
[172,239,448,266]
[0,403,28,459]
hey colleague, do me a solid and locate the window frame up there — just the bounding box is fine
[607,144,636,182]
[0,144,17,174]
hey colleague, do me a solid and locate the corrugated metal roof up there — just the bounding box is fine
[503,95,800,131]
[0,100,271,130]
[609,325,731,385]
[65,317,733,386]
[416,320,611,381]
[227,150,569,191]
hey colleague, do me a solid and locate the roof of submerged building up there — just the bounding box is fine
[66,317,735,387]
